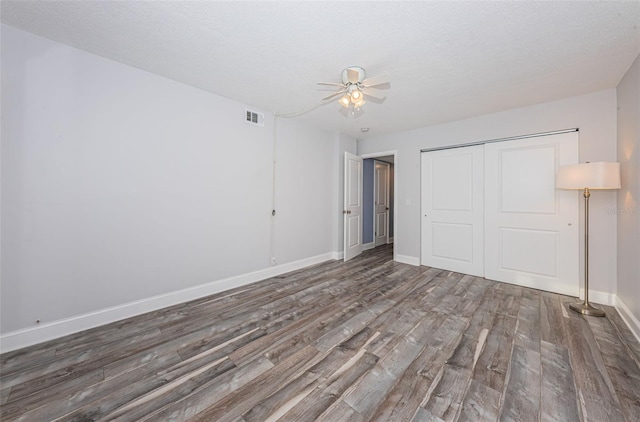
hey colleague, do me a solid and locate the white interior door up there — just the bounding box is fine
[344,152,363,261]
[421,145,484,277]
[374,161,390,247]
[484,132,579,296]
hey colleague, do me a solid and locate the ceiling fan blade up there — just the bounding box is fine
[317,82,345,87]
[321,90,346,101]
[362,87,387,100]
[346,68,360,84]
[362,73,390,87]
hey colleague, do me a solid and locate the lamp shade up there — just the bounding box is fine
[556,162,621,190]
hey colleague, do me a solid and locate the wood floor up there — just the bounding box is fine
[1,245,640,421]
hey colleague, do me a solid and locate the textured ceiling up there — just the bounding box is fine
[2,1,639,139]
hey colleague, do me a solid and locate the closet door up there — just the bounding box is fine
[484,132,579,296]
[421,145,484,277]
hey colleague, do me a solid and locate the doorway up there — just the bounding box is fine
[343,150,398,262]
[361,152,396,261]
[363,157,394,250]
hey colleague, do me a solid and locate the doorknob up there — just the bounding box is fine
[347,210,352,214]
[386,207,389,211]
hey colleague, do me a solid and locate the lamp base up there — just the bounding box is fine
[570,302,605,317]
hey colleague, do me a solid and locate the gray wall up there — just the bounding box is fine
[616,53,640,327]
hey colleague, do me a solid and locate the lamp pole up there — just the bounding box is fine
[570,187,605,317]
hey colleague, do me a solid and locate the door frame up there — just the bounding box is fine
[360,150,398,262]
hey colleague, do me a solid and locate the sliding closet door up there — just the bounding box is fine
[484,132,579,296]
[421,145,484,277]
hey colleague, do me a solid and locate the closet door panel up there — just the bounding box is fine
[421,145,484,277]
[484,132,579,296]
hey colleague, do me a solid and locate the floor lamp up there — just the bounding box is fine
[556,161,621,317]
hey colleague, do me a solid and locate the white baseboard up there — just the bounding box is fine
[363,242,375,251]
[579,288,616,306]
[615,296,640,343]
[5,251,636,354]
[0,252,338,354]
[395,254,420,266]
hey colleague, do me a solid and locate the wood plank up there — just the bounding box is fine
[559,301,626,422]
[370,318,473,421]
[186,346,320,422]
[446,282,501,370]
[130,356,275,421]
[458,379,502,422]
[241,327,377,422]
[411,407,446,422]
[540,340,581,422]
[315,399,365,422]
[18,352,184,422]
[604,306,640,368]
[586,315,640,421]
[540,295,566,347]
[514,291,541,352]
[364,273,452,358]
[500,344,541,422]
[277,352,379,421]
[472,312,517,392]
[342,317,437,419]
[420,365,472,421]
[100,357,236,421]
[0,386,10,406]
[228,263,406,366]
[494,282,523,318]
[3,327,161,395]
[418,281,502,421]
[0,347,57,378]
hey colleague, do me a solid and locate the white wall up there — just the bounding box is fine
[358,89,618,297]
[617,53,640,330]
[0,24,338,338]
[272,118,336,264]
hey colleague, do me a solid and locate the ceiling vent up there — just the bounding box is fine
[245,109,264,127]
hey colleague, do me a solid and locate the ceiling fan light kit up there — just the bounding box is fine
[318,66,390,113]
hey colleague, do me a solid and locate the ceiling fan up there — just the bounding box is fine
[318,66,390,111]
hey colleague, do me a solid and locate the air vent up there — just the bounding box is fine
[245,109,265,127]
